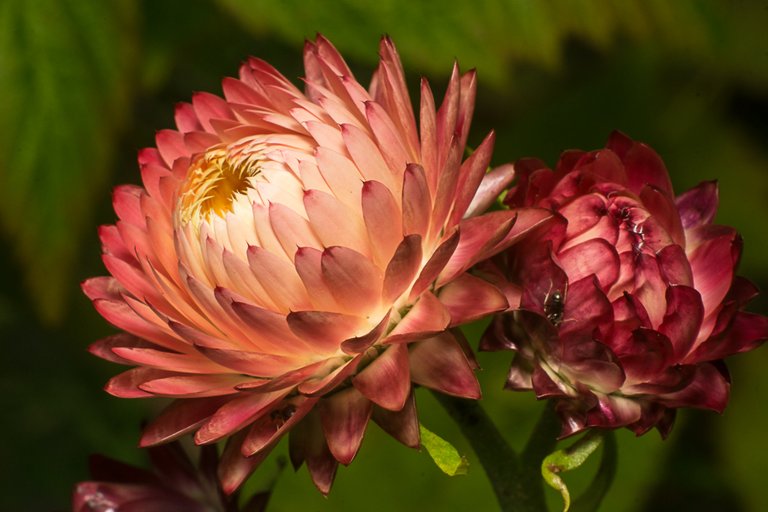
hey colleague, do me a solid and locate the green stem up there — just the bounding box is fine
[433,393,559,512]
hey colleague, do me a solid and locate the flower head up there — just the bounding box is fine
[73,442,255,512]
[84,36,529,493]
[481,132,768,438]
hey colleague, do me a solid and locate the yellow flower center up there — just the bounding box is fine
[178,148,258,224]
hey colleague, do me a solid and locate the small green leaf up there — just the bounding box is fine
[541,431,604,512]
[571,431,617,512]
[419,424,469,476]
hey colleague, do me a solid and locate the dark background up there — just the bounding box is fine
[1,1,767,510]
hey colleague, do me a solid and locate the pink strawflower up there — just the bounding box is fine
[481,132,768,438]
[84,36,541,493]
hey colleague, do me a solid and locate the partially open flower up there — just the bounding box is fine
[84,36,539,493]
[73,442,258,512]
[481,132,768,438]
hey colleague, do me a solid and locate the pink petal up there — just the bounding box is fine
[155,129,188,167]
[382,234,423,303]
[242,397,319,456]
[174,101,202,132]
[297,355,364,396]
[409,229,460,300]
[321,246,382,313]
[371,392,420,448]
[194,389,290,444]
[365,100,411,173]
[320,387,373,464]
[402,163,432,238]
[287,310,368,353]
[288,410,339,495]
[385,291,450,344]
[219,433,274,495]
[193,345,303,378]
[438,273,508,326]
[409,332,480,399]
[140,397,231,446]
[340,311,391,354]
[352,343,411,410]
[304,189,370,256]
[466,163,516,218]
[246,246,312,312]
[437,210,516,285]
[139,374,252,398]
[362,180,404,268]
[449,130,495,226]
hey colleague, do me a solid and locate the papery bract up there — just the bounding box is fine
[83,36,540,493]
[481,131,768,438]
[73,442,261,512]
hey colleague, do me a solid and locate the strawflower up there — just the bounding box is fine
[83,35,542,493]
[73,441,270,512]
[481,132,768,437]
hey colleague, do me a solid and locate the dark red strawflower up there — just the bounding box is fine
[73,441,271,512]
[481,131,768,438]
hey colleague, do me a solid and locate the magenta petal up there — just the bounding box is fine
[659,285,704,359]
[687,230,739,317]
[382,234,423,303]
[385,291,450,343]
[659,362,730,412]
[353,343,411,410]
[409,332,480,399]
[438,273,508,326]
[320,387,373,465]
[676,180,719,231]
[558,238,620,290]
[140,396,231,447]
[618,329,674,383]
[371,392,420,448]
[687,311,768,363]
[560,276,613,338]
[638,185,685,248]
[656,244,694,286]
[607,131,674,196]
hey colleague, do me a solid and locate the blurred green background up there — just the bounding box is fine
[1,0,767,510]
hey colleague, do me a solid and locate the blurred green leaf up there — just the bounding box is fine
[0,0,137,322]
[215,0,768,91]
[419,423,469,476]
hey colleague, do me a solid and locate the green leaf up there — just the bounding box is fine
[215,0,768,90]
[0,0,137,322]
[419,424,469,476]
[541,431,605,512]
